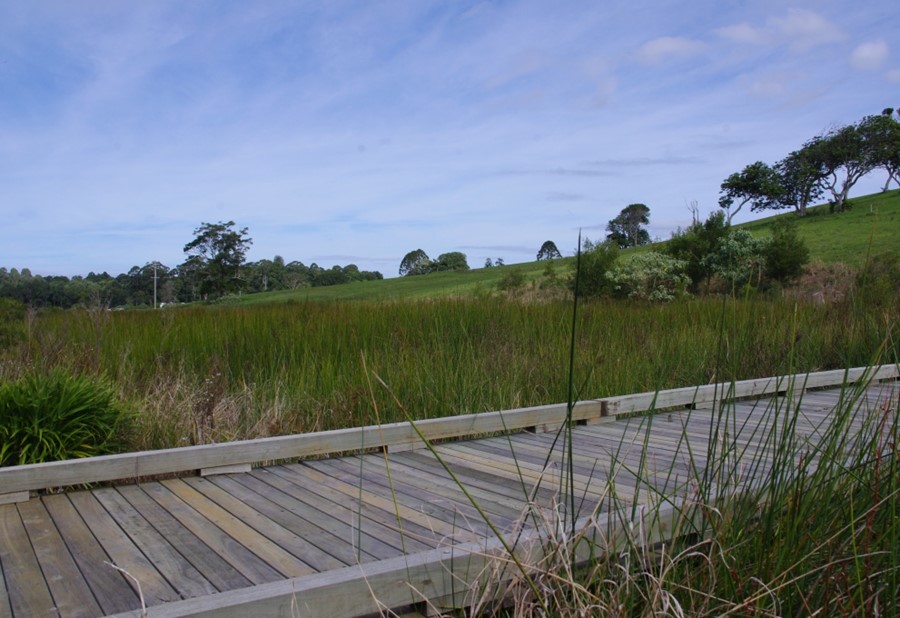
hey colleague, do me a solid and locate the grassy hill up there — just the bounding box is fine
[236,189,899,305]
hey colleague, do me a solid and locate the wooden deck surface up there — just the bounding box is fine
[0,379,896,617]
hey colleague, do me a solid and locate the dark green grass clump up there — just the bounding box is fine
[0,370,126,466]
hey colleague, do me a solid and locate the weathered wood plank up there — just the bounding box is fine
[0,505,58,617]
[41,494,139,616]
[207,474,369,566]
[17,499,103,618]
[160,478,316,579]
[138,482,283,586]
[67,491,181,605]
[180,476,346,572]
[93,488,218,600]
[278,463,486,545]
[0,492,29,506]
[114,485,252,593]
[231,469,400,560]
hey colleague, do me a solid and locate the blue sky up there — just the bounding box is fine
[1,1,897,277]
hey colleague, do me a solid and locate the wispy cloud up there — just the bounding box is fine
[850,40,889,71]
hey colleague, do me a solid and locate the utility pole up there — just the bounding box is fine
[153,264,159,309]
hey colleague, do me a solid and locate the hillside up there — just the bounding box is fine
[235,189,899,305]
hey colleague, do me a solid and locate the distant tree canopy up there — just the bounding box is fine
[536,240,562,260]
[400,249,469,276]
[606,204,651,248]
[721,108,900,218]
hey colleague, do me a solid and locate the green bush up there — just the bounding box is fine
[571,239,619,298]
[0,371,126,466]
[607,252,690,302]
[497,268,527,293]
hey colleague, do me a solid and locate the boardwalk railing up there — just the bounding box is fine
[1,365,896,504]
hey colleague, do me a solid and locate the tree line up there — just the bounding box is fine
[0,221,382,309]
[719,107,900,222]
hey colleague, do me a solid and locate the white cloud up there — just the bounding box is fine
[636,36,706,65]
[717,8,844,52]
[850,40,889,71]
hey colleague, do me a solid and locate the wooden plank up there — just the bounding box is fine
[0,542,11,618]
[395,450,562,505]
[17,499,103,618]
[332,454,532,519]
[0,492,29,506]
[208,474,377,566]
[200,464,251,477]
[307,458,516,532]
[237,468,405,559]
[0,504,58,617]
[92,487,218,600]
[67,490,181,605]
[114,485,252,593]
[180,476,346,572]
[160,478,316,579]
[274,463,485,545]
[41,494,139,616]
[138,482,283,586]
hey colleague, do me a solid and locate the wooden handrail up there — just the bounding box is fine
[0,364,895,498]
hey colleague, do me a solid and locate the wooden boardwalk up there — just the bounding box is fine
[0,367,897,617]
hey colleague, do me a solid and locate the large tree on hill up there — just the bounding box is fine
[718,161,782,224]
[771,146,825,216]
[815,118,881,211]
[399,249,430,276]
[182,220,252,298]
[536,240,562,260]
[606,203,651,248]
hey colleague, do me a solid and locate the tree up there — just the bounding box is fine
[868,110,900,192]
[536,240,562,260]
[432,252,469,272]
[606,204,651,248]
[772,146,825,216]
[182,221,253,299]
[815,119,880,211]
[399,249,430,276]
[718,162,782,224]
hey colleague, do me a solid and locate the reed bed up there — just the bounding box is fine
[1,295,896,453]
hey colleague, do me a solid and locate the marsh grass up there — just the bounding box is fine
[2,295,896,452]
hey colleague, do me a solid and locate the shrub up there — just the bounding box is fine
[0,370,126,466]
[702,229,769,291]
[765,216,809,284]
[606,252,690,301]
[570,239,619,298]
[665,210,729,290]
[497,268,527,293]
